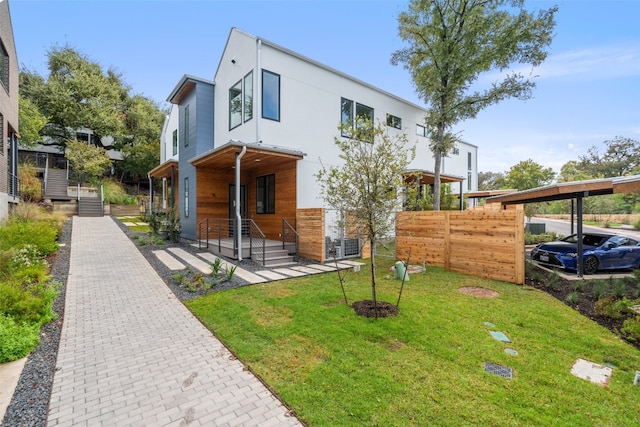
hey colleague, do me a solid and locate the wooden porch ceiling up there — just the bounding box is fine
[191,142,305,172]
[148,160,178,179]
[486,176,640,205]
[403,169,465,185]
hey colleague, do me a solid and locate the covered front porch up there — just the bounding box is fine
[148,159,179,212]
[191,141,305,264]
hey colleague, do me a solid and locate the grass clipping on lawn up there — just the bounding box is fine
[186,258,640,427]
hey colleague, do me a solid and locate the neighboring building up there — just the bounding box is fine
[0,0,19,220]
[150,28,478,262]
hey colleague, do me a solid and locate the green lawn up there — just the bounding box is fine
[186,258,640,426]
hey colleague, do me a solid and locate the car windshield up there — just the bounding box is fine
[562,234,610,246]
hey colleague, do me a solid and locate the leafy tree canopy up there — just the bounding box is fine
[579,136,640,178]
[503,159,555,191]
[392,0,557,210]
[478,171,506,191]
[19,46,165,154]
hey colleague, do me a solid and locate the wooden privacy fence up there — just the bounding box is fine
[396,204,524,284]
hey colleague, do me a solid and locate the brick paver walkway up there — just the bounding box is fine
[47,216,302,426]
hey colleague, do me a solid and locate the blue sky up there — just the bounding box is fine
[8,0,640,175]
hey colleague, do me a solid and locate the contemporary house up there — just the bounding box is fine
[0,0,19,220]
[150,28,478,264]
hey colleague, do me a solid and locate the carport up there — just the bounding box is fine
[486,176,640,277]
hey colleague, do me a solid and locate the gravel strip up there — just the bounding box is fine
[2,216,311,426]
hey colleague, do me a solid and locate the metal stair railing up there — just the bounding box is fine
[282,218,299,257]
[248,220,266,265]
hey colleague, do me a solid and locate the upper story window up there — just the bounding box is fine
[262,70,280,121]
[183,105,190,147]
[244,72,253,122]
[340,98,374,138]
[0,40,8,91]
[76,132,97,146]
[229,80,242,129]
[172,129,178,156]
[386,114,402,129]
[451,147,459,155]
[416,124,427,137]
[341,98,354,137]
[229,71,254,130]
[467,152,472,170]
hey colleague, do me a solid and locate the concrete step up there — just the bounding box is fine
[78,198,104,217]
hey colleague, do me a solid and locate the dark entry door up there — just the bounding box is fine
[229,184,248,236]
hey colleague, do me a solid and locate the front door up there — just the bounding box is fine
[229,184,248,236]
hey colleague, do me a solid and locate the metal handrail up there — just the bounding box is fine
[197,218,268,265]
[282,218,299,256]
[8,171,20,198]
[248,220,266,265]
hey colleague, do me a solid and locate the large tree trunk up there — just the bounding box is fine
[433,121,445,211]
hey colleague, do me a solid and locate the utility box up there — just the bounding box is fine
[525,223,546,235]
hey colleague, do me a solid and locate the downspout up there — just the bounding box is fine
[256,39,262,143]
[235,145,247,260]
[148,174,153,214]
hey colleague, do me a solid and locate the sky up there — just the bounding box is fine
[7,0,640,174]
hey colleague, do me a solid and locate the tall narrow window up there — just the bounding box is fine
[340,98,353,137]
[256,174,275,214]
[416,124,427,137]
[467,152,473,191]
[244,71,253,122]
[183,105,190,147]
[229,80,242,129]
[184,177,189,217]
[172,129,178,156]
[0,41,8,91]
[262,70,280,121]
[0,114,4,154]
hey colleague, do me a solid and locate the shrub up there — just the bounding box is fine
[613,279,627,299]
[0,281,59,325]
[591,280,607,300]
[18,161,43,203]
[224,265,237,281]
[621,316,640,342]
[101,179,137,205]
[594,296,636,319]
[0,220,59,256]
[210,258,223,276]
[565,291,579,306]
[0,315,41,363]
[547,272,561,290]
[634,219,640,231]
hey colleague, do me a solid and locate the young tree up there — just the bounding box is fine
[65,139,112,184]
[392,0,557,210]
[316,120,415,316]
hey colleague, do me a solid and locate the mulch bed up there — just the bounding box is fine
[525,263,640,351]
[351,300,399,318]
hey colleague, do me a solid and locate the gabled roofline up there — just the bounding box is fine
[215,28,429,113]
[166,74,214,104]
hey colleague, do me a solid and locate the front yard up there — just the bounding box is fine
[186,257,640,426]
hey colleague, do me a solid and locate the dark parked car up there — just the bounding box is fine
[531,232,640,274]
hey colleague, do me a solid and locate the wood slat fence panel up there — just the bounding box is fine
[396,205,524,284]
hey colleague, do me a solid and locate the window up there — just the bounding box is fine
[0,41,8,91]
[467,152,472,170]
[256,174,275,214]
[244,72,253,122]
[355,103,373,130]
[0,114,3,154]
[340,99,374,138]
[172,129,178,156]
[416,124,427,137]
[386,114,402,129]
[229,80,242,129]
[183,105,190,147]
[467,152,473,191]
[262,70,280,121]
[451,147,459,155]
[341,98,353,137]
[184,177,189,217]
